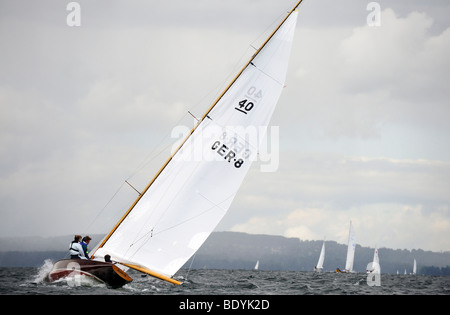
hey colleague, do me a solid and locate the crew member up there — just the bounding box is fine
[69,235,87,259]
[81,236,91,259]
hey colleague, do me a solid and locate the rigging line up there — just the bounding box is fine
[129,160,198,250]
[150,192,235,237]
[124,145,204,254]
[250,10,287,50]
[135,119,227,240]
[185,251,197,282]
[200,2,301,123]
[125,110,194,183]
[126,141,173,181]
[124,121,231,254]
[96,1,303,252]
[127,192,236,253]
[181,45,256,130]
[202,5,288,108]
[135,157,201,243]
[111,24,261,175]
[82,180,127,235]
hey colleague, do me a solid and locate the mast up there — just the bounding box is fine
[92,0,304,256]
[200,0,304,121]
[90,1,303,281]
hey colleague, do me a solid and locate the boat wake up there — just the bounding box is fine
[31,259,106,288]
[32,259,54,284]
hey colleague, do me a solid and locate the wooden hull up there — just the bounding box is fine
[48,259,132,288]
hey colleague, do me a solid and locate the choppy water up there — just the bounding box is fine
[1,260,449,296]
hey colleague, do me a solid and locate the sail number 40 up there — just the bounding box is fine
[235,99,253,114]
[234,86,263,115]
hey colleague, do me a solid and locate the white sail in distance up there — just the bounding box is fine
[344,221,356,272]
[91,4,301,284]
[316,241,325,270]
[373,248,379,266]
[367,247,381,274]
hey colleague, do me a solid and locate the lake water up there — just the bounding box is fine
[1,259,449,297]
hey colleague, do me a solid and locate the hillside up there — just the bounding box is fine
[191,232,450,274]
[1,232,449,275]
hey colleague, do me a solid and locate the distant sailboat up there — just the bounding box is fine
[254,260,259,270]
[366,247,380,274]
[314,241,325,272]
[343,221,356,273]
[374,248,380,268]
[47,1,304,287]
[412,259,417,275]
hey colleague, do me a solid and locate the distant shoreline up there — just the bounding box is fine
[1,232,449,274]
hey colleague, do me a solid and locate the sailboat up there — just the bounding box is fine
[314,241,325,272]
[344,221,356,272]
[337,221,356,273]
[47,1,304,288]
[366,247,380,274]
[254,260,259,270]
[412,258,417,275]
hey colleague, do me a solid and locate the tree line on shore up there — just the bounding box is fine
[1,231,449,275]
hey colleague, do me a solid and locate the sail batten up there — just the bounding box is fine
[91,2,302,284]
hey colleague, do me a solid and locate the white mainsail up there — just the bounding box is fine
[316,241,325,271]
[367,247,380,273]
[413,259,417,275]
[344,221,356,272]
[254,260,259,270]
[373,248,379,266]
[91,2,302,284]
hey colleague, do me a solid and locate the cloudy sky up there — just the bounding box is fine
[1,0,449,252]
